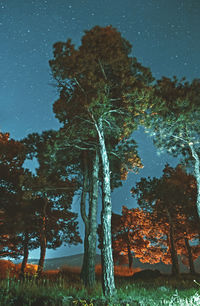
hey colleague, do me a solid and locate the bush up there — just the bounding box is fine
[15,263,38,276]
[0,260,16,279]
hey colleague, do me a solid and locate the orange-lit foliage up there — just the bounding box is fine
[15,263,38,275]
[111,207,165,266]
[59,264,140,278]
[131,164,200,272]
[0,260,141,281]
[95,264,141,277]
[0,259,16,279]
[0,259,38,279]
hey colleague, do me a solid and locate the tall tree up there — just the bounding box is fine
[49,25,153,296]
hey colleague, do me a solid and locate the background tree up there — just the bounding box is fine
[144,77,200,219]
[0,132,32,259]
[21,135,82,276]
[98,207,164,269]
[131,164,199,275]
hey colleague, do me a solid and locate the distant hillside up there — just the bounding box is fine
[28,254,101,271]
[27,254,200,273]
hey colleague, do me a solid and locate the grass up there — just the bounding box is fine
[0,263,200,305]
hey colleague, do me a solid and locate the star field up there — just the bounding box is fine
[0,0,200,258]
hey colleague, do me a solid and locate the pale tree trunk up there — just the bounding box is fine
[87,151,99,286]
[189,143,200,220]
[80,151,99,287]
[184,237,195,274]
[37,198,48,277]
[20,232,29,277]
[95,118,116,297]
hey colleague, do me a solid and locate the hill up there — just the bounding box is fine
[26,254,200,273]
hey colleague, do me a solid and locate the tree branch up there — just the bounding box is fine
[98,59,107,80]
[171,134,188,144]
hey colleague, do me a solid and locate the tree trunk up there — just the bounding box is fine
[184,237,195,274]
[37,198,47,277]
[80,213,89,283]
[189,143,200,221]
[127,243,133,269]
[167,212,179,276]
[80,153,89,282]
[87,151,99,286]
[95,118,116,297]
[80,151,99,287]
[20,232,29,277]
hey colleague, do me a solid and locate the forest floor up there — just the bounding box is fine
[0,263,200,305]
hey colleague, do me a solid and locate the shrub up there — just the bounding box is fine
[0,260,16,279]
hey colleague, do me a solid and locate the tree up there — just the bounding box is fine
[23,129,99,284]
[79,150,100,286]
[49,25,153,296]
[21,134,82,276]
[144,77,200,220]
[32,194,81,277]
[98,208,152,268]
[0,132,33,259]
[131,164,199,275]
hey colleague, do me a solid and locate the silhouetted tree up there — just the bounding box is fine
[0,132,35,259]
[20,135,82,276]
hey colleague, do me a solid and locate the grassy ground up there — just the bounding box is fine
[0,264,200,305]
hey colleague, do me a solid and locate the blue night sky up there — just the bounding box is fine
[1,0,200,258]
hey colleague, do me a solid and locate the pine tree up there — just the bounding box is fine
[49,25,153,296]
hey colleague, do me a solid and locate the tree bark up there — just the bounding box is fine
[167,211,180,276]
[184,236,195,274]
[80,152,89,283]
[80,151,99,287]
[95,118,116,297]
[189,143,200,221]
[87,150,99,286]
[80,201,89,284]
[37,198,48,277]
[20,232,29,277]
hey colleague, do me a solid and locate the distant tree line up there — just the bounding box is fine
[0,25,199,297]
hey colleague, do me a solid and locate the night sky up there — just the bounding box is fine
[1,0,200,258]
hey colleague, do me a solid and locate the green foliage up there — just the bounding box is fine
[144,77,200,163]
